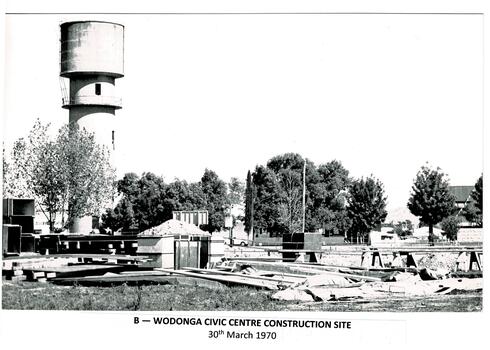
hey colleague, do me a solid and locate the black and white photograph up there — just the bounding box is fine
[1,1,488,349]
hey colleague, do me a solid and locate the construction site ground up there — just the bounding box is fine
[1,245,483,312]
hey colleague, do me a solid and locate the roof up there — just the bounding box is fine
[60,21,124,28]
[384,206,420,227]
[449,186,474,203]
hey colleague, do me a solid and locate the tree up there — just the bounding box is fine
[200,169,229,233]
[56,123,116,229]
[267,154,306,234]
[251,165,281,234]
[245,154,354,236]
[346,176,388,243]
[161,179,205,220]
[407,165,455,240]
[101,197,136,232]
[101,172,166,232]
[244,170,254,234]
[441,216,461,241]
[3,120,50,199]
[469,175,483,227]
[117,172,140,201]
[276,168,303,234]
[472,175,483,212]
[101,171,219,233]
[30,139,67,231]
[266,153,321,233]
[267,153,306,173]
[313,161,351,236]
[228,177,245,207]
[3,121,64,231]
[2,146,9,197]
[102,172,140,232]
[132,172,167,231]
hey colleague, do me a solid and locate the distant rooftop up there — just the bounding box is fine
[449,186,474,203]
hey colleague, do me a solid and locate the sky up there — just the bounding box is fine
[3,13,483,210]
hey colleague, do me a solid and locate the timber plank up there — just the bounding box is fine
[156,268,279,290]
[226,260,383,281]
[27,264,129,277]
[52,274,176,286]
[182,267,304,284]
[50,273,224,289]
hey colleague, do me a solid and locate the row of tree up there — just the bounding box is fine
[101,171,244,233]
[243,153,388,242]
[2,120,245,233]
[101,152,389,240]
[244,154,483,242]
[3,120,482,239]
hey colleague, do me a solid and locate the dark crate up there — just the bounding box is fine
[9,215,35,234]
[2,224,22,255]
[282,232,304,250]
[21,234,37,252]
[3,198,35,217]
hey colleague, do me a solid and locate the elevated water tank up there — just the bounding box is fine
[60,21,124,78]
[59,20,125,234]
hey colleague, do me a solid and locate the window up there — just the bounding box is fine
[95,83,101,95]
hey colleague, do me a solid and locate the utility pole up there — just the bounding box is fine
[251,177,255,245]
[302,159,306,233]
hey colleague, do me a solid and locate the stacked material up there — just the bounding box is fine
[2,254,146,283]
[139,219,210,236]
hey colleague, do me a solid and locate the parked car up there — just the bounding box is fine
[224,237,250,246]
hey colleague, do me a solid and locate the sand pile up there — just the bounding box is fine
[139,219,211,236]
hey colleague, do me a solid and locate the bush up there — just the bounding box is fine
[440,216,461,241]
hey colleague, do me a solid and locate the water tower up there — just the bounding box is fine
[60,21,124,233]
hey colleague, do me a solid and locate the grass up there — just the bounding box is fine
[2,280,483,312]
[1,281,292,311]
[288,292,483,312]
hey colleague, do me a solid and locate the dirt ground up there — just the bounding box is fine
[2,245,482,312]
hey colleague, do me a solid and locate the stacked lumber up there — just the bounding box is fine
[221,259,415,281]
[2,254,148,283]
[153,266,312,290]
[50,270,227,289]
[51,271,175,286]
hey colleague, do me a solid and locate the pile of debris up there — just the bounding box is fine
[138,219,210,236]
[417,252,456,270]
[272,268,482,302]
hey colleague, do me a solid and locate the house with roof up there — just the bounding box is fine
[449,185,475,210]
[448,185,482,230]
[449,185,483,242]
